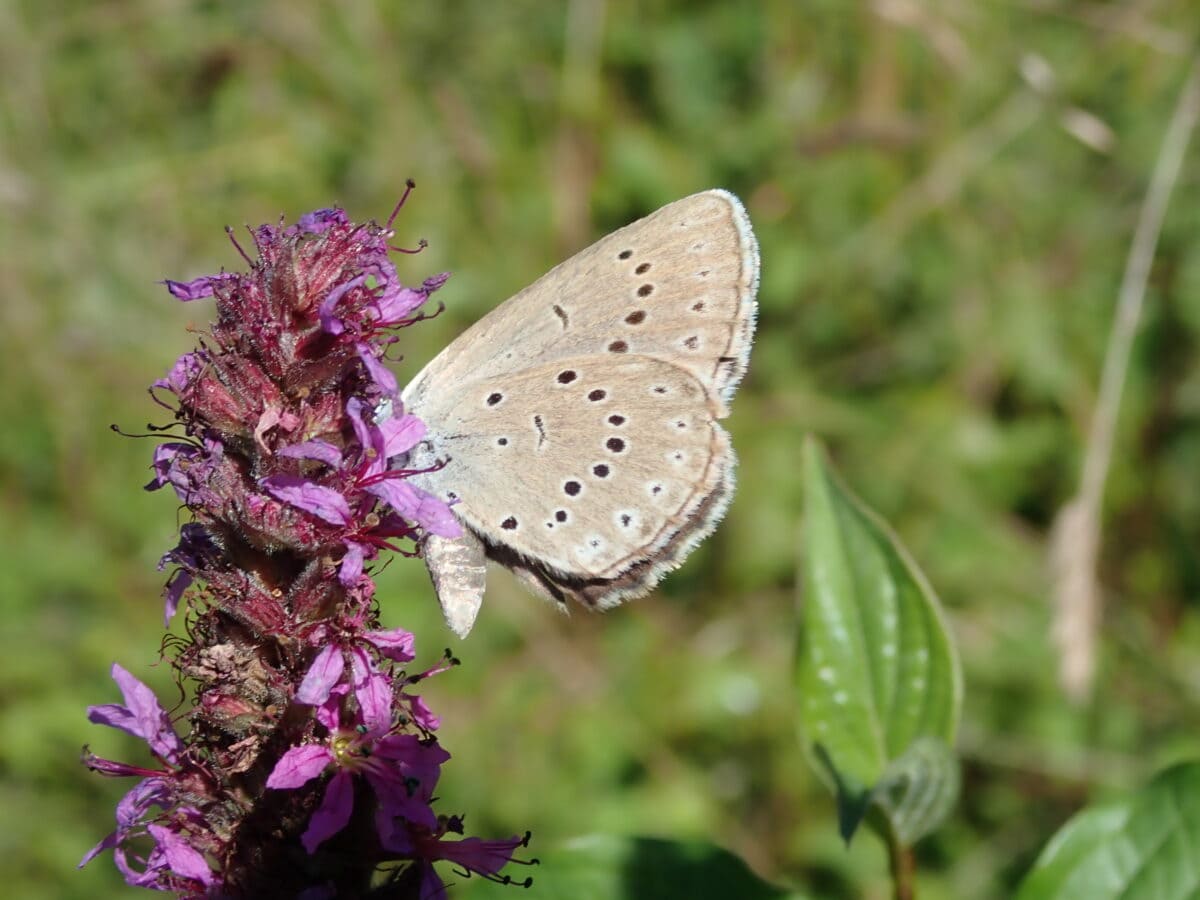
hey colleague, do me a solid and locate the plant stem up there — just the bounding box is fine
[887,830,917,900]
[1051,55,1200,701]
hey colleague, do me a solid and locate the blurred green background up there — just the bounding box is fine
[2,2,1199,897]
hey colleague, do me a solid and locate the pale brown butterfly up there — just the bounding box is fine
[401,190,759,636]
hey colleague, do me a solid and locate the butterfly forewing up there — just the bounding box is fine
[403,190,757,409]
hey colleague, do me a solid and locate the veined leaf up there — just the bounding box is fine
[868,736,961,847]
[1016,760,1200,900]
[798,438,962,843]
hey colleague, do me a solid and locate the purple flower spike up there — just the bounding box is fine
[82,198,530,897]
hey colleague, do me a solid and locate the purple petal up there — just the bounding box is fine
[380,414,425,458]
[297,208,347,235]
[147,823,214,885]
[417,861,448,900]
[372,285,428,324]
[435,835,526,876]
[423,272,451,292]
[266,744,334,789]
[278,440,344,467]
[146,442,197,494]
[162,569,192,626]
[254,405,286,451]
[296,645,345,706]
[302,770,355,854]
[345,397,375,454]
[365,480,462,538]
[261,475,352,526]
[347,396,392,480]
[80,777,172,868]
[315,684,348,731]
[373,733,451,772]
[369,269,447,326]
[364,627,415,663]
[357,343,398,396]
[371,734,450,826]
[163,273,237,301]
[116,778,172,827]
[114,846,159,888]
[339,541,367,587]
[405,693,441,731]
[87,664,183,762]
[318,274,367,335]
[350,648,393,733]
[368,759,441,833]
[78,829,121,869]
[152,351,205,395]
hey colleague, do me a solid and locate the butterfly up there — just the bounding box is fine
[400,190,759,636]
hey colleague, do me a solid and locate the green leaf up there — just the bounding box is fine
[797,437,963,843]
[868,736,962,847]
[1016,760,1200,900]
[462,834,808,900]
